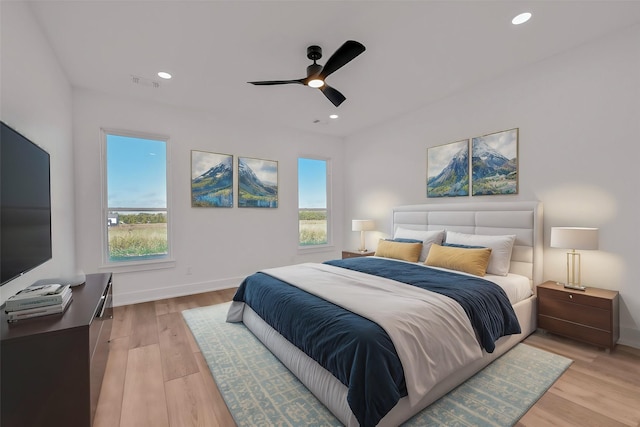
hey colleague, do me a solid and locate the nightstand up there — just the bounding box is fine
[537,281,619,351]
[342,250,375,259]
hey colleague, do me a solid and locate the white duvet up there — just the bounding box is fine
[228,262,483,405]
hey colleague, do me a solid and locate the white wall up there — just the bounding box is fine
[72,89,344,306]
[343,25,640,348]
[0,2,76,304]
[6,0,637,348]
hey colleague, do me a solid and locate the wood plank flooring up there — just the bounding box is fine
[94,288,640,427]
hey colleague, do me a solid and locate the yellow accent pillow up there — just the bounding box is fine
[374,239,423,263]
[424,244,492,276]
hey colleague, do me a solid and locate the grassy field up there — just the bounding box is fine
[108,223,168,260]
[109,213,325,254]
[299,209,327,245]
[299,220,327,245]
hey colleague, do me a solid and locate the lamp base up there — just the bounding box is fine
[563,283,586,291]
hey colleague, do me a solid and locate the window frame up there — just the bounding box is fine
[297,156,333,252]
[99,128,175,272]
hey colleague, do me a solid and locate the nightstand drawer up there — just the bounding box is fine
[538,298,611,331]
[538,316,612,348]
[537,286,611,310]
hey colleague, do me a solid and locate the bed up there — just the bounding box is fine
[227,201,543,426]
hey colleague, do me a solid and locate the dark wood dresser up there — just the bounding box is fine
[1,272,113,427]
[537,280,619,351]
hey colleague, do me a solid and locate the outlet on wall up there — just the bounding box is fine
[186,266,192,275]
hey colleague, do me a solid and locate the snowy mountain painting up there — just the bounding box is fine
[191,151,233,207]
[427,139,469,197]
[238,157,278,208]
[471,128,518,196]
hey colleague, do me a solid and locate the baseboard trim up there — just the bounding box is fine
[618,326,640,350]
[112,276,243,307]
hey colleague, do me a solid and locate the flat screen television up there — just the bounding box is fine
[1,121,52,285]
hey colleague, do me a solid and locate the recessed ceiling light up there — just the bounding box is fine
[329,114,339,119]
[157,71,172,79]
[512,12,532,25]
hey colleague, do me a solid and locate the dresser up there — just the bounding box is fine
[1,273,113,427]
[537,280,619,351]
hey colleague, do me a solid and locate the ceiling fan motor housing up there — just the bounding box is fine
[307,45,322,61]
[306,63,323,78]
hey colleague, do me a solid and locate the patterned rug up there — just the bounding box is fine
[183,302,572,426]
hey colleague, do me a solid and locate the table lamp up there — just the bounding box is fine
[352,219,375,252]
[550,227,599,290]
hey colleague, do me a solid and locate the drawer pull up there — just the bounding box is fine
[569,294,573,299]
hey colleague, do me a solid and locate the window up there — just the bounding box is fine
[298,157,330,247]
[104,131,170,264]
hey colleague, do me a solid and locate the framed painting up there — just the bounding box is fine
[191,150,233,207]
[238,156,278,208]
[427,139,469,197]
[471,128,518,196]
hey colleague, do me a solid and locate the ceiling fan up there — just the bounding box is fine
[248,40,366,107]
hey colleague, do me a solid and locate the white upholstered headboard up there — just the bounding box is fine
[392,201,543,286]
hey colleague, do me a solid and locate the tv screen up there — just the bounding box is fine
[1,121,52,285]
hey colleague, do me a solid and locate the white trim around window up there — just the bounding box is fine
[99,128,175,272]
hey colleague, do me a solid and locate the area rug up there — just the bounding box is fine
[183,302,572,426]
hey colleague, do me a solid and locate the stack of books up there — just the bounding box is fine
[5,283,73,322]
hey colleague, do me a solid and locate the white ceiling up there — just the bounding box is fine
[27,1,640,138]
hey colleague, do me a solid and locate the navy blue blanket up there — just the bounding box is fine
[325,258,521,353]
[232,258,521,427]
[233,272,404,427]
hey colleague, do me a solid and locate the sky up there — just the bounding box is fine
[191,150,231,179]
[298,158,326,209]
[472,128,518,159]
[240,157,278,185]
[107,134,167,208]
[428,139,467,176]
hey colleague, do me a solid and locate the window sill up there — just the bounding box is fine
[297,244,335,255]
[99,258,176,274]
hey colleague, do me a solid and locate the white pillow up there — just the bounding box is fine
[393,228,445,262]
[444,231,516,276]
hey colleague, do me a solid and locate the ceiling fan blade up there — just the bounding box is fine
[320,85,346,107]
[248,79,304,86]
[319,40,365,79]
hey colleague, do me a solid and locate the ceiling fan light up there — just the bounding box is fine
[308,78,324,88]
[512,12,532,25]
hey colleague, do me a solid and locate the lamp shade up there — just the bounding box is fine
[550,227,599,250]
[352,219,375,232]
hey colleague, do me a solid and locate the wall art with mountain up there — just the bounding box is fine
[471,128,518,196]
[191,151,233,207]
[427,139,470,197]
[238,157,278,208]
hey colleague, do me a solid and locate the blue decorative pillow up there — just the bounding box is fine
[386,238,423,243]
[443,242,486,249]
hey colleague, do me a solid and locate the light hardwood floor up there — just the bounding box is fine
[94,288,640,427]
